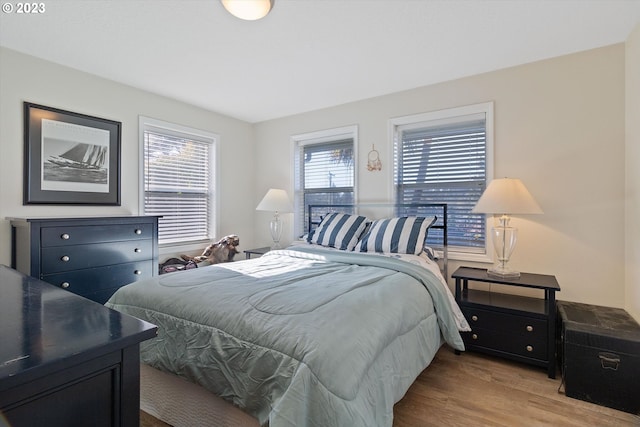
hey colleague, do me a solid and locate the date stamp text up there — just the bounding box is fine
[2,2,46,14]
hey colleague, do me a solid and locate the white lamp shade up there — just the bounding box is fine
[221,0,273,20]
[256,188,293,213]
[472,178,543,215]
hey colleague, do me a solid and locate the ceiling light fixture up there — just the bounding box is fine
[221,0,274,21]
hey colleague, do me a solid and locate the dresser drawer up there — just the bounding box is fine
[463,307,547,338]
[42,260,154,297]
[41,223,154,247]
[462,327,548,360]
[41,240,153,273]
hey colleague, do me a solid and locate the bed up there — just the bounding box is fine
[105,204,470,427]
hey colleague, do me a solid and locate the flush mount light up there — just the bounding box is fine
[221,0,274,21]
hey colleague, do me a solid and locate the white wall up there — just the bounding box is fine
[254,44,627,307]
[626,24,640,322]
[0,43,632,312]
[0,47,256,265]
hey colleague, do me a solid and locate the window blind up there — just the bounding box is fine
[296,139,355,235]
[396,116,486,250]
[144,129,212,245]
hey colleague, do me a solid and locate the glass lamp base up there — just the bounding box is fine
[269,216,283,250]
[489,219,520,279]
[487,265,520,279]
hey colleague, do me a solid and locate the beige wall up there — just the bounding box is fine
[626,24,640,322]
[0,47,256,265]
[254,45,627,307]
[0,43,632,312]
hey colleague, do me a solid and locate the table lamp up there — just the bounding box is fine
[472,178,543,278]
[256,188,293,249]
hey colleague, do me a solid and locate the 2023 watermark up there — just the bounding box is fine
[2,2,46,13]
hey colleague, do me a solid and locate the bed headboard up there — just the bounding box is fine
[307,203,449,279]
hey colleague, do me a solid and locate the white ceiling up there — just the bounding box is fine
[1,0,639,123]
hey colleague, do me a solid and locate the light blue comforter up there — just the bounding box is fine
[106,246,465,427]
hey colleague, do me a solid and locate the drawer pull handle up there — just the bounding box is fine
[526,325,534,332]
[472,333,478,340]
[598,352,620,371]
[526,345,533,352]
[134,248,141,253]
[61,282,70,289]
[61,255,70,262]
[135,229,142,235]
[134,270,142,275]
[471,315,478,321]
[61,233,70,240]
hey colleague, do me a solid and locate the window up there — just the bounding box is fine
[391,102,493,260]
[292,126,358,237]
[140,117,217,247]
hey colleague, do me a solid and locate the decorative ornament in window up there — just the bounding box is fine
[367,145,382,171]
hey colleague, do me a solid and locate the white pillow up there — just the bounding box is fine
[356,216,436,255]
[307,213,369,251]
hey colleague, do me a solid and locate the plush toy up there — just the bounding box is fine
[182,234,240,265]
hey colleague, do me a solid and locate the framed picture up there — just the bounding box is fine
[24,102,121,205]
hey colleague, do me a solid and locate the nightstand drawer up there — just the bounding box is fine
[42,240,153,273]
[463,307,547,338]
[462,327,547,360]
[41,223,154,247]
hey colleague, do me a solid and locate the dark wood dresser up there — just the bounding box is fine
[0,265,157,427]
[9,216,159,304]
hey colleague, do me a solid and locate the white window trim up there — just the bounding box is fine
[290,125,359,237]
[138,116,219,256]
[388,102,494,263]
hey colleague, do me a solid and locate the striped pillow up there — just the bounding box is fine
[356,216,436,255]
[307,213,369,251]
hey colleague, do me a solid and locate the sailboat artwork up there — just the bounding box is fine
[41,119,110,193]
[48,143,108,171]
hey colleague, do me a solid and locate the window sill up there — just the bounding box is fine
[159,240,210,257]
[442,250,493,264]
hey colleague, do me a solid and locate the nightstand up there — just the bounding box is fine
[452,266,560,378]
[244,246,271,259]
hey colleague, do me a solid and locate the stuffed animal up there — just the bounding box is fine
[182,234,240,265]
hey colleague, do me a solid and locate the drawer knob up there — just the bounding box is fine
[135,229,142,235]
[61,282,70,289]
[471,315,478,321]
[134,270,142,275]
[526,325,534,332]
[472,333,478,340]
[134,248,142,253]
[61,233,70,240]
[61,255,70,262]
[526,345,533,352]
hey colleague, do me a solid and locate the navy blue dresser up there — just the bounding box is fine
[0,265,157,426]
[10,216,159,304]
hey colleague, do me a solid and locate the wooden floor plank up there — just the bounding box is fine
[141,345,640,426]
[393,346,640,427]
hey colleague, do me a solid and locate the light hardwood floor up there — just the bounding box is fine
[141,346,640,427]
[393,346,638,427]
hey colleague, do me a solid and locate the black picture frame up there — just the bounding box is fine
[24,102,121,205]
